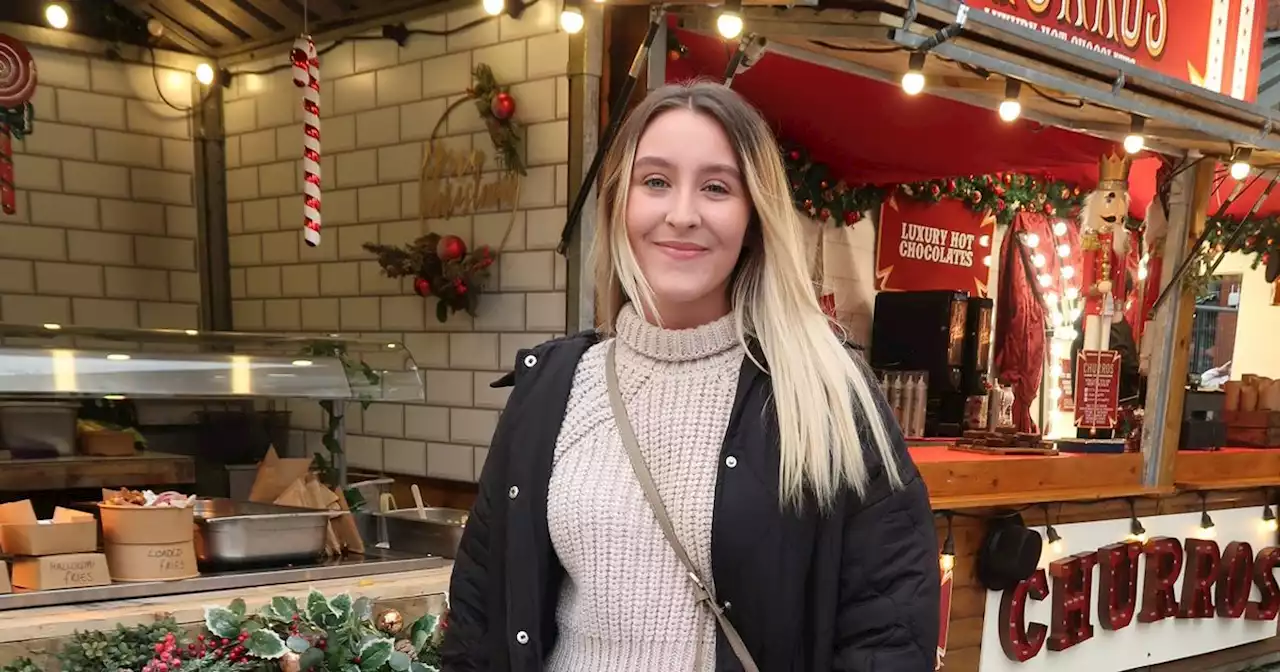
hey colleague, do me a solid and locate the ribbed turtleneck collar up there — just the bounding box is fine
[614,303,740,363]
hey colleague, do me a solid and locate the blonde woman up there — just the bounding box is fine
[441,82,939,672]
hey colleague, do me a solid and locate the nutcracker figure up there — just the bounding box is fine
[1138,196,1168,375]
[1079,152,1134,353]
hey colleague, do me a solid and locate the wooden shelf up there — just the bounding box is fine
[1173,448,1280,493]
[912,446,1146,510]
[0,452,195,491]
[930,484,1174,511]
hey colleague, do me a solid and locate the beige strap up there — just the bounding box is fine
[606,342,761,672]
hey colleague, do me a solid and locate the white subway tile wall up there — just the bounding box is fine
[226,3,570,482]
[0,48,200,330]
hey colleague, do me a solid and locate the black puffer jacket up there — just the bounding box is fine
[440,331,940,671]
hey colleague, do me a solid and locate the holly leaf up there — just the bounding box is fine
[204,606,241,639]
[308,589,335,624]
[245,629,288,659]
[273,596,300,622]
[299,647,325,669]
[411,663,439,672]
[287,636,311,653]
[352,597,374,621]
[330,593,353,623]
[359,638,395,671]
[390,651,412,671]
[409,613,439,651]
[229,598,247,617]
[435,300,448,323]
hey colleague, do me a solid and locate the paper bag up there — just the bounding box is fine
[249,447,313,503]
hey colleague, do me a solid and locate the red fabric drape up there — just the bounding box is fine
[994,213,1049,433]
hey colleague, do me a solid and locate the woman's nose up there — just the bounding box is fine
[664,188,700,228]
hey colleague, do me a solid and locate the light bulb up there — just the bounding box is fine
[982,255,992,267]
[998,99,1021,122]
[1046,292,1059,306]
[979,234,990,247]
[901,72,925,96]
[1053,221,1068,236]
[1050,539,1064,554]
[195,63,215,86]
[940,553,955,571]
[1058,243,1070,258]
[1032,254,1046,268]
[1138,266,1148,280]
[45,2,69,29]
[482,0,505,15]
[1065,286,1079,300]
[1051,341,1066,357]
[1127,532,1148,544]
[1230,160,1250,181]
[1123,133,1145,154]
[1039,274,1052,287]
[1265,518,1279,533]
[1051,388,1063,400]
[716,11,743,39]
[560,7,585,33]
[1061,266,1075,279]
[1024,233,1039,248]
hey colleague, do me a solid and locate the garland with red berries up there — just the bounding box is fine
[781,143,1087,228]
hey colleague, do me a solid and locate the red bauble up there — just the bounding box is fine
[454,279,468,295]
[971,191,982,204]
[930,184,941,197]
[996,199,1007,211]
[413,277,431,297]
[844,210,861,226]
[490,92,516,121]
[803,198,813,210]
[1044,204,1056,215]
[789,150,801,161]
[668,49,681,61]
[819,180,830,190]
[819,207,831,221]
[437,235,467,261]
[947,179,958,192]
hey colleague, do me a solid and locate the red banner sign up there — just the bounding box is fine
[1074,350,1120,429]
[876,196,993,296]
[967,0,1268,102]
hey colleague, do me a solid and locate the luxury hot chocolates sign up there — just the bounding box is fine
[979,507,1280,671]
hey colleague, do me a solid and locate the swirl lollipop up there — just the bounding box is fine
[0,35,38,215]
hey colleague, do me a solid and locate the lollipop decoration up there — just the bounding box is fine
[0,35,38,216]
[292,36,321,247]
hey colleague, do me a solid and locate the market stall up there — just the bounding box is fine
[0,324,460,669]
[592,0,1280,669]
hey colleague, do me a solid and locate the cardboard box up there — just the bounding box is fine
[10,553,110,590]
[0,501,98,556]
[0,561,11,594]
[105,540,198,582]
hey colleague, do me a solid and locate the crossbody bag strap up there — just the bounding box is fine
[605,342,760,672]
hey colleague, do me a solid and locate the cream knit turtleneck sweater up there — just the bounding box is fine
[545,304,744,672]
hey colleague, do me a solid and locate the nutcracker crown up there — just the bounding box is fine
[1097,151,1130,191]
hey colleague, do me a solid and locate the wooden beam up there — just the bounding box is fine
[238,0,303,30]
[196,0,279,40]
[308,0,351,23]
[0,20,210,63]
[114,0,213,54]
[1151,160,1217,488]
[150,0,244,48]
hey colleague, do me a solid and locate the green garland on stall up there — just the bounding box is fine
[1204,216,1280,270]
[781,142,1089,227]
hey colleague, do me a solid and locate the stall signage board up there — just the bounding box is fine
[875,196,993,297]
[978,507,1280,672]
[967,0,1268,102]
[1074,350,1119,429]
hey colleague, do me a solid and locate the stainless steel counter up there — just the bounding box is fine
[0,551,448,611]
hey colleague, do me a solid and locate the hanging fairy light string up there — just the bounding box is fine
[293,1,322,248]
[1027,218,1081,433]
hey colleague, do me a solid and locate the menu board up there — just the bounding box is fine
[1073,350,1120,429]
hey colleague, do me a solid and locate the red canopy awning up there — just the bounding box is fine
[666,29,1176,219]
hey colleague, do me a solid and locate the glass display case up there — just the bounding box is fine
[0,322,424,486]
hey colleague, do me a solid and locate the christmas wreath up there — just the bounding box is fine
[364,233,496,323]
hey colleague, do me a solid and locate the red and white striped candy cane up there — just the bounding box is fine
[293,36,322,247]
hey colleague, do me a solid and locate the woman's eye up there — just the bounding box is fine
[643,177,669,189]
[704,182,730,194]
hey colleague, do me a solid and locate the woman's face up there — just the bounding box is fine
[625,108,752,328]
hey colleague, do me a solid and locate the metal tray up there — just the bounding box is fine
[353,507,467,559]
[193,499,331,565]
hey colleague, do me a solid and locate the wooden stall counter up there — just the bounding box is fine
[1174,447,1280,491]
[0,452,195,492]
[911,445,1164,510]
[0,563,454,669]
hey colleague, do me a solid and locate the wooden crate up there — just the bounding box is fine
[1223,410,1280,448]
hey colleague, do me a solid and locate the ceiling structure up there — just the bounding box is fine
[0,0,452,58]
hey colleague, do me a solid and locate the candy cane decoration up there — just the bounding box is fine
[293,37,322,246]
[0,35,38,216]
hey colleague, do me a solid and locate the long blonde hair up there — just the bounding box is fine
[591,81,903,511]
